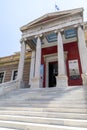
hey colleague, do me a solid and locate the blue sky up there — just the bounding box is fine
[0,0,87,57]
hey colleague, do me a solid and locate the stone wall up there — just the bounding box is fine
[0,63,18,82]
[0,51,31,85]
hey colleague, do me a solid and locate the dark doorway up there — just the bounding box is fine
[49,61,58,87]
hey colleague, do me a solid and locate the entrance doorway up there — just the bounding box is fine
[49,61,58,87]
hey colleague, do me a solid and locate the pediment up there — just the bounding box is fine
[20,8,83,31]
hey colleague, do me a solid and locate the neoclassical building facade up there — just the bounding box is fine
[17,8,87,88]
[0,8,87,88]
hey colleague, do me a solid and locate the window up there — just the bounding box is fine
[46,33,57,43]
[64,28,77,39]
[0,72,5,84]
[12,70,18,80]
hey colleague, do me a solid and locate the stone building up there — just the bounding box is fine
[0,51,31,87]
[0,8,87,88]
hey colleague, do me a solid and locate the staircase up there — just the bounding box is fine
[0,86,87,130]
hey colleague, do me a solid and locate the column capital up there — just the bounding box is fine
[73,24,78,28]
[77,24,85,33]
[54,29,64,34]
[73,23,84,30]
[78,24,83,28]
[76,24,84,29]
[20,38,27,44]
[35,33,43,38]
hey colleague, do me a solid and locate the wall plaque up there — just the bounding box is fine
[68,60,80,80]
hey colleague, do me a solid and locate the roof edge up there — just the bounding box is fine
[20,8,84,31]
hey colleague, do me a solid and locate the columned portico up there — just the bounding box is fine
[31,36,42,88]
[19,8,86,87]
[78,26,87,85]
[17,39,26,87]
[56,31,68,87]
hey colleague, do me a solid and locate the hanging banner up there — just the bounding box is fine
[68,60,80,80]
[40,65,44,87]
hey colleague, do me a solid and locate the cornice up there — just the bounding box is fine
[20,8,83,31]
[0,51,32,66]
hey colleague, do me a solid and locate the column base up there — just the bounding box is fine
[18,80,29,88]
[31,77,41,88]
[81,74,87,86]
[18,80,23,88]
[56,75,68,87]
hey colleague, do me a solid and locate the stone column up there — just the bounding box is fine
[17,39,26,87]
[31,36,42,88]
[78,26,87,85]
[56,31,68,87]
[29,50,35,87]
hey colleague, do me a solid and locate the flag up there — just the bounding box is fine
[55,4,59,11]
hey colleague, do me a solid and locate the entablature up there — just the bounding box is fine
[22,18,82,39]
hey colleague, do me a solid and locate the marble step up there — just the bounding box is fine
[2,88,87,94]
[0,128,20,130]
[5,90,87,96]
[1,100,86,105]
[0,110,87,120]
[1,94,87,100]
[0,98,87,102]
[0,101,87,108]
[0,120,87,130]
[21,98,87,102]
[1,87,87,98]
[0,107,87,113]
[0,94,87,102]
[0,115,87,128]
[0,104,86,109]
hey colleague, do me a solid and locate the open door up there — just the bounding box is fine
[49,61,58,87]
